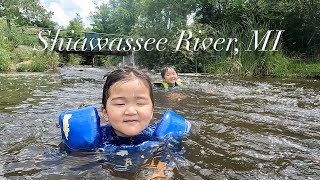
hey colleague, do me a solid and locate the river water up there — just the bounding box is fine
[0,66,319,179]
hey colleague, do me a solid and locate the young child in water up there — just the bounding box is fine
[59,67,188,178]
[101,67,154,143]
[154,66,184,89]
[100,67,176,178]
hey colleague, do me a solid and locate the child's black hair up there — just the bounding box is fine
[102,66,154,110]
[160,66,177,78]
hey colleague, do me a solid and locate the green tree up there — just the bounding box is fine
[91,0,137,34]
[0,0,55,27]
[65,13,85,37]
[89,0,320,75]
[194,0,320,59]
[132,0,196,69]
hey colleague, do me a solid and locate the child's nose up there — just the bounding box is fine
[125,105,137,115]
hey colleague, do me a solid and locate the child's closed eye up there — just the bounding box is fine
[113,102,125,106]
[137,103,147,106]
[136,100,148,106]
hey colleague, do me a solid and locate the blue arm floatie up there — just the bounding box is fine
[153,110,191,140]
[59,107,102,150]
[59,107,191,151]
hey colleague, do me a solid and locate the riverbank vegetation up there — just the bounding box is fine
[0,18,60,72]
[90,0,320,78]
[0,0,319,78]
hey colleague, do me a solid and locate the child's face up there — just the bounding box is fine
[163,68,178,85]
[102,78,153,137]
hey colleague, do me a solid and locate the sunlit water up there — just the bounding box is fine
[0,66,319,179]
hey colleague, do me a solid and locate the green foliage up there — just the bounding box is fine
[267,52,290,77]
[16,51,60,72]
[195,0,320,58]
[102,56,122,66]
[91,0,137,34]
[0,48,12,71]
[0,19,13,71]
[0,34,13,51]
[0,0,56,27]
[16,63,31,72]
[0,19,14,50]
[0,17,61,72]
[2,0,319,77]
[44,52,60,70]
[7,28,40,47]
[65,14,85,37]
[30,56,47,72]
[287,61,320,78]
[0,17,41,49]
[68,55,83,65]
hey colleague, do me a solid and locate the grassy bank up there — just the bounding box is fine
[204,52,320,78]
[286,61,320,78]
[164,23,320,79]
[0,18,61,72]
[0,18,121,71]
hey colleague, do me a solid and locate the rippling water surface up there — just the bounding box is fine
[0,66,319,179]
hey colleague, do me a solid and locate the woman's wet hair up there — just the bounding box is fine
[102,66,154,109]
[160,66,177,78]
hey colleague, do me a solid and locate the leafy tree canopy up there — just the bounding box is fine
[0,0,56,27]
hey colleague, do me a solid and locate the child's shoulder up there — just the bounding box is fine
[176,81,184,87]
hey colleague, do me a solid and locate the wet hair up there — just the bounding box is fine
[102,66,154,109]
[160,66,177,78]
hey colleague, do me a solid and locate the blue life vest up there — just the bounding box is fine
[58,107,191,152]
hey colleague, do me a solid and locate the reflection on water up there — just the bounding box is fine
[1,66,320,179]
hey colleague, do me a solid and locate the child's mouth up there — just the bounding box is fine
[124,119,138,123]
